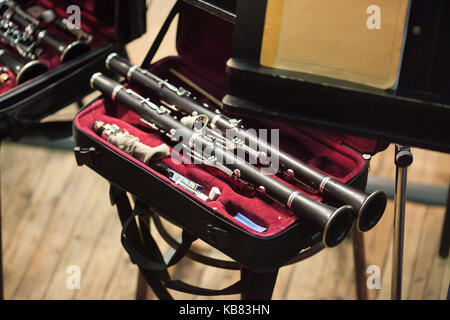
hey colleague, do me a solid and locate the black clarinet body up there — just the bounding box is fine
[105,53,387,233]
[0,48,47,84]
[90,72,356,248]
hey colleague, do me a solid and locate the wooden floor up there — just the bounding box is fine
[1,0,449,300]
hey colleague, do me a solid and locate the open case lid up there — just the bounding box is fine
[166,0,386,155]
[222,0,450,153]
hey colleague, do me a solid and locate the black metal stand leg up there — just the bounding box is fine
[439,185,450,258]
[352,228,368,300]
[447,283,450,300]
[391,145,413,300]
[135,214,151,300]
[136,271,149,300]
[240,268,278,300]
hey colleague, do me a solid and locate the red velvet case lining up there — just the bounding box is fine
[0,0,114,94]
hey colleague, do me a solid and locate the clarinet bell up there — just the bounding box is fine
[15,59,48,84]
[59,40,90,63]
[0,49,48,84]
[289,192,355,248]
[37,30,90,63]
[323,178,387,232]
[354,189,387,232]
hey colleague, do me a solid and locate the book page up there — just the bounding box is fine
[260,0,410,89]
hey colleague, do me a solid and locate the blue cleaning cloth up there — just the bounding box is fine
[234,213,267,233]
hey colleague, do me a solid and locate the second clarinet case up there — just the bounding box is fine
[0,0,146,140]
[73,1,389,274]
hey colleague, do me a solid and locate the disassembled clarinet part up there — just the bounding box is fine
[93,121,222,204]
[93,120,170,164]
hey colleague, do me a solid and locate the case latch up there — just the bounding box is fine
[206,224,232,249]
[74,146,97,167]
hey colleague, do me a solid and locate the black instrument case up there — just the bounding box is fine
[0,0,146,140]
[73,2,390,298]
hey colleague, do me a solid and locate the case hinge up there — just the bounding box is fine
[74,146,97,167]
[206,224,233,249]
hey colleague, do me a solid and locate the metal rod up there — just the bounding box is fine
[438,185,450,258]
[391,145,413,300]
[352,227,368,300]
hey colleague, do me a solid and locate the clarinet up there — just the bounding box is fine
[0,0,90,63]
[0,18,37,60]
[90,72,355,248]
[0,48,47,84]
[104,53,388,233]
[0,18,48,84]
